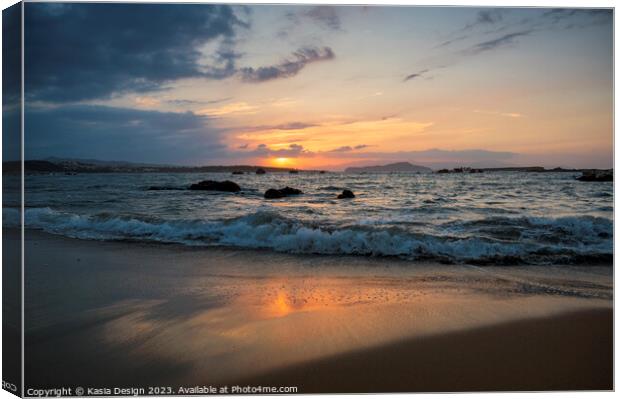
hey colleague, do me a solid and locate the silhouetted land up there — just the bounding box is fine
[2,158,612,175]
[3,160,321,174]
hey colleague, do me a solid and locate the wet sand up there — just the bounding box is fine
[243,308,612,392]
[15,229,612,392]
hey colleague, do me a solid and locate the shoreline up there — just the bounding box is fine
[14,229,612,392]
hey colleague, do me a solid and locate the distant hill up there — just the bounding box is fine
[345,162,432,174]
[3,158,323,174]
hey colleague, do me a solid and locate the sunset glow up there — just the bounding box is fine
[22,4,613,170]
[273,157,293,166]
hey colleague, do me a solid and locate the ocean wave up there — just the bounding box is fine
[3,207,612,265]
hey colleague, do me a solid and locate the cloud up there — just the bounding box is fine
[279,6,342,38]
[328,144,369,152]
[411,30,529,82]
[403,69,429,82]
[435,35,469,49]
[268,122,318,130]
[235,121,319,133]
[432,8,610,66]
[474,109,524,118]
[24,105,226,164]
[542,8,612,26]
[466,30,532,55]
[249,143,314,158]
[2,3,21,107]
[165,97,233,106]
[239,46,335,83]
[475,9,504,25]
[196,102,259,116]
[304,6,341,30]
[25,3,248,103]
[134,97,161,107]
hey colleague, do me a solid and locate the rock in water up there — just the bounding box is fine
[279,186,302,195]
[264,186,303,199]
[576,170,613,182]
[256,168,266,175]
[337,189,355,199]
[189,180,241,192]
[264,188,285,199]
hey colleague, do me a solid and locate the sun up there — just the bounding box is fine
[273,157,292,166]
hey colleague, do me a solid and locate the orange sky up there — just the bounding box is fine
[24,5,614,169]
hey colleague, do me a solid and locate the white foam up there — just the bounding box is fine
[4,207,612,264]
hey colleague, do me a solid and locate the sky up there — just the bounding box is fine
[16,3,614,169]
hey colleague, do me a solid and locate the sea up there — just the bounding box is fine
[3,171,613,265]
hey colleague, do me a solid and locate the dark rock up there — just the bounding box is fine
[576,170,613,182]
[256,168,266,175]
[289,170,299,174]
[264,186,303,199]
[189,180,241,192]
[337,190,355,199]
[232,171,244,175]
[319,170,326,174]
[280,186,302,195]
[264,189,285,199]
[437,169,450,174]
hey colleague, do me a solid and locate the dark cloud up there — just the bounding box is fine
[542,8,612,24]
[2,3,21,107]
[250,143,314,158]
[270,122,318,130]
[305,6,342,30]
[279,5,342,38]
[403,69,429,82]
[25,105,226,164]
[166,97,233,106]
[328,144,369,152]
[25,3,246,102]
[3,3,21,161]
[435,35,469,49]
[239,47,335,83]
[467,31,532,54]
[242,142,369,157]
[476,10,504,25]
[434,10,505,51]
[451,9,507,34]
[436,8,610,54]
[330,146,352,152]
[544,8,612,30]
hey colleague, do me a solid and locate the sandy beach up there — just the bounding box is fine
[16,228,612,392]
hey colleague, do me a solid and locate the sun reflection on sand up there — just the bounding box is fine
[271,292,293,317]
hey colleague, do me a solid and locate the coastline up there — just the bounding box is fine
[16,228,612,392]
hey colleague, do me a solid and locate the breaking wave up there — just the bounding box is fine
[4,207,613,265]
